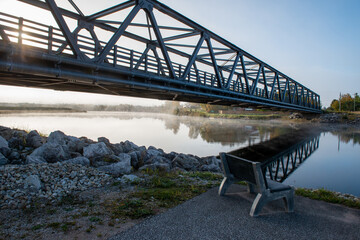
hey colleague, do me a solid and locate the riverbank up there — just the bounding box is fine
[0,124,359,239]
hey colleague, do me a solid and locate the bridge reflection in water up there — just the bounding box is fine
[228,130,320,183]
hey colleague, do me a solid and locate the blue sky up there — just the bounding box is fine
[0,0,359,107]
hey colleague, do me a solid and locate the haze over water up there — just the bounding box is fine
[0,111,359,196]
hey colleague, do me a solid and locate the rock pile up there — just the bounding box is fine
[0,163,112,209]
[0,125,222,209]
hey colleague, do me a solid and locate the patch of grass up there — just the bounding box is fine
[46,209,57,215]
[60,222,76,232]
[59,194,77,205]
[296,188,360,209]
[31,224,44,231]
[89,216,101,223]
[112,199,154,219]
[149,176,176,188]
[185,172,223,181]
[47,222,61,229]
[85,225,95,233]
[97,233,103,238]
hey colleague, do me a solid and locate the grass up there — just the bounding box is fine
[107,171,222,220]
[295,188,360,209]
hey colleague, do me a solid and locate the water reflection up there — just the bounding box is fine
[228,130,321,183]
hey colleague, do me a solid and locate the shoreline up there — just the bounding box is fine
[1,124,360,239]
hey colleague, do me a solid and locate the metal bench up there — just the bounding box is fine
[218,152,294,217]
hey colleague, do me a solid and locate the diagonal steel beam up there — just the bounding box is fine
[163,31,198,42]
[262,67,269,98]
[151,47,166,75]
[134,45,150,70]
[251,66,261,95]
[95,4,141,64]
[146,8,176,78]
[68,0,84,17]
[181,34,204,80]
[225,52,240,89]
[240,54,250,94]
[45,0,85,60]
[269,73,278,99]
[206,37,223,88]
[86,0,135,21]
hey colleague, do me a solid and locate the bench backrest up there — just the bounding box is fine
[220,153,266,191]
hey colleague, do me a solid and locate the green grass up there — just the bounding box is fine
[107,171,219,220]
[295,188,360,209]
[185,172,223,181]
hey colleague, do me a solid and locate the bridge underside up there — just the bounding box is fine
[0,0,321,113]
[0,43,312,112]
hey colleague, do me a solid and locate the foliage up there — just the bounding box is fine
[330,93,360,111]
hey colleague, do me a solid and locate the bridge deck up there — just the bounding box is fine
[0,0,320,113]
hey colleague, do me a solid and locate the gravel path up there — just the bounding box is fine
[109,185,360,240]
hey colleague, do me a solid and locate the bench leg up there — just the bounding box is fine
[283,189,294,212]
[250,193,267,217]
[218,177,233,196]
[247,183,256,194]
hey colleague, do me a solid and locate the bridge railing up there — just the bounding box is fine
[0,8,320,112]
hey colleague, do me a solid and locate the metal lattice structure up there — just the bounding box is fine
[264,135,320,182]
[0,0,321,112]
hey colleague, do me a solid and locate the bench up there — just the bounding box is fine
[218,152,294,217]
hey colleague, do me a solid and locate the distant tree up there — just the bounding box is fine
[330,99,339,111]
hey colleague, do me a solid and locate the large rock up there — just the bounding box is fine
[26,130,43,148]
[172,154,200,171]
[0,135,8,149]
[8,137,24,150]
[24,175,42,191]
[139,162,171,172]
[97,154,132,176]
[26,155,47,164]
[29,143,70,163]
[0,153,8,166]
[121,140,139,153]
[0,126,13,140]
[47,131,83,153]
[62,156,90,166]
[83,142,113,160]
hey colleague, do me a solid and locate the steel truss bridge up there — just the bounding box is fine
[0,0,320,113]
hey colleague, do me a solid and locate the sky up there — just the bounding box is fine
[0,0,359,107]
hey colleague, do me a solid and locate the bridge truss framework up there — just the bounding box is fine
[0,0,321,113]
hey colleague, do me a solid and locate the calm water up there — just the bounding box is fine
[0,111,359,196]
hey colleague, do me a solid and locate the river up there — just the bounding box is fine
[0,111,359,196]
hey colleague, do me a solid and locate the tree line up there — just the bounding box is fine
[329,93,360,112]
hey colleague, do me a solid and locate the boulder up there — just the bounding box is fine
[198,164,221,172]
[97,155,132,176]
[122,140,139,153]
[0,126,13,140]
[142,149,163,163]
[29,143,70,163]
[0,153,8,166]
[0,147,11,158]
[24,175,42,191]
[172,154,200,171]
[26,130,43,148]
[0,135,8,149]
[47,130,67,145]
[120,174,141,184]
[62,157,90,166]
[26,155,47,164]
[8,137,24,150]
[83,142,113,160]
[139,163,171,172]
